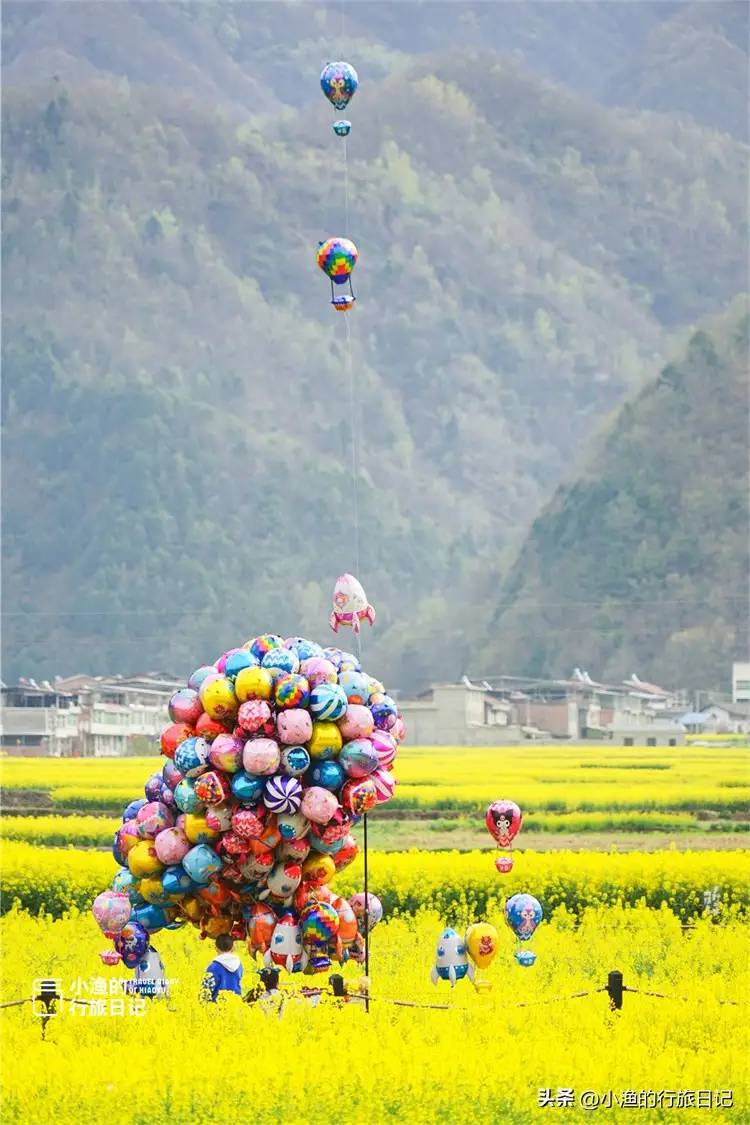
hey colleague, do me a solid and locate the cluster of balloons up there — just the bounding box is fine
[485,798,522,873]
[91,634,404,975]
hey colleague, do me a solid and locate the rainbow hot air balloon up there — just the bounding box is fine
[317,237,358,311]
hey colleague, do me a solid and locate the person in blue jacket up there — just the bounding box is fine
[200,933,243,1002]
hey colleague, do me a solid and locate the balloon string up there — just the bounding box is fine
[363,811,370,1012]
[345,314,361,586]
[343,137,349,239]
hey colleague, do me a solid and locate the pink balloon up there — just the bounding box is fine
[92,891,131,935]
[208,733,244,773]
[276,709,313,745]
[154,825,191,865]
[299,657,337,687]
[338,704,374,741]
[370,729,397,769]
[243,738,281,776]
[371,767,396,803]
[301,786,339,824]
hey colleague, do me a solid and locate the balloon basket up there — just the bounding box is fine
[332,296,356,311]
[515,949,537,967]
[495,855,513,874]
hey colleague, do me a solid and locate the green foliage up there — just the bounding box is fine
[1,31,747,690]
[485,300,749,690]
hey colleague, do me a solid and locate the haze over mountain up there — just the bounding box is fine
[481,300,749,693]
[2,2,747,691]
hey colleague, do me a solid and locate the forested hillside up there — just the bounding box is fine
[482,300,749,691]
[2,5,747,690]
[4,1,747,138]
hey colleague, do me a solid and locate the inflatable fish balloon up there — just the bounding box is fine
[330,573,375,634]
[320,61,359,111]
[430,927,475,987]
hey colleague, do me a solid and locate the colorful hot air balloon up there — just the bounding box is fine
[317,238,358,311]
[486,799,522,873]
[320,61,359,111]
[504,893,543,967]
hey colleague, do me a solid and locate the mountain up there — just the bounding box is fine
[3,1,747,138]
[480,299,749,692]
[1,20,747,690]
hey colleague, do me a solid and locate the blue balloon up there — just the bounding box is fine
[162,865,194,897]
[280,746,311,777]
[144,773,163,802]
[182,844,221,885]
[231,771,266,804]
[309,682,348,721]
[112,833,125,866]
[174,736,210,778]
[333,119,351,137]
[285,637,323,662]
[111,867,136,894]
[504,894,543,942]
[132,904,169,932]
[309,834,344,856]
[123,798,147,822]
[307,760,345,791]
[261,647,299,676]
[188,664,218,691]
[115,920,149,968]
[320,60,359,111]
[224,650,259,679]
[174,777,206,814]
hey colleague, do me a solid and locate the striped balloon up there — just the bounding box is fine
[263,775,303,815]
[371,767,396,803]
[309,682,348,721]
[370,729,397,769]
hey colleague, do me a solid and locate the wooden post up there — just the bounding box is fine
[607,970,624,1010]
[35,980,60,1039]
[329,973,346,998]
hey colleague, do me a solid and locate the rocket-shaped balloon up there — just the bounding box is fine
[430,927,475,987]
[264,912,307,973]
[330,573,375,634]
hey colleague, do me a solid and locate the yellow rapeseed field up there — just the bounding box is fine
[0,906,747,1123]
[2,840,749,921]
[2,745,748,814]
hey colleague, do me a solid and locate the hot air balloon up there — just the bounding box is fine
[504,893,543,967]
[320,61,359,111]
[486,799,522,874]
[317,238,358,311]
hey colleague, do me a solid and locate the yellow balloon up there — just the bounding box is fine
[183,812,219,844]
[302,853,336,886]
[180,896,203,922]
[139,875,166,904]
[308,721,343,760]
[235,666,274,703]
[465,922,499,969]
[127,840,164,878]
[201,676,238,721]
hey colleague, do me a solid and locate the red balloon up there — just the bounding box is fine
[160,722,194,759]
[485,800,522,847]
[195,712,230,742]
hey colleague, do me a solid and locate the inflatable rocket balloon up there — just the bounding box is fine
[265,912,307,973]
[330,573,375,634]
[430,927,475,987]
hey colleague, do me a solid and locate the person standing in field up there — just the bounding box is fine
[200,933,244,1002]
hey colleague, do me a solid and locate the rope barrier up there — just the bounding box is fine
[623,986,739,1006]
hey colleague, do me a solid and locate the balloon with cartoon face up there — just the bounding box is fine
[265,912,307,973]
[504,893,543,942]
